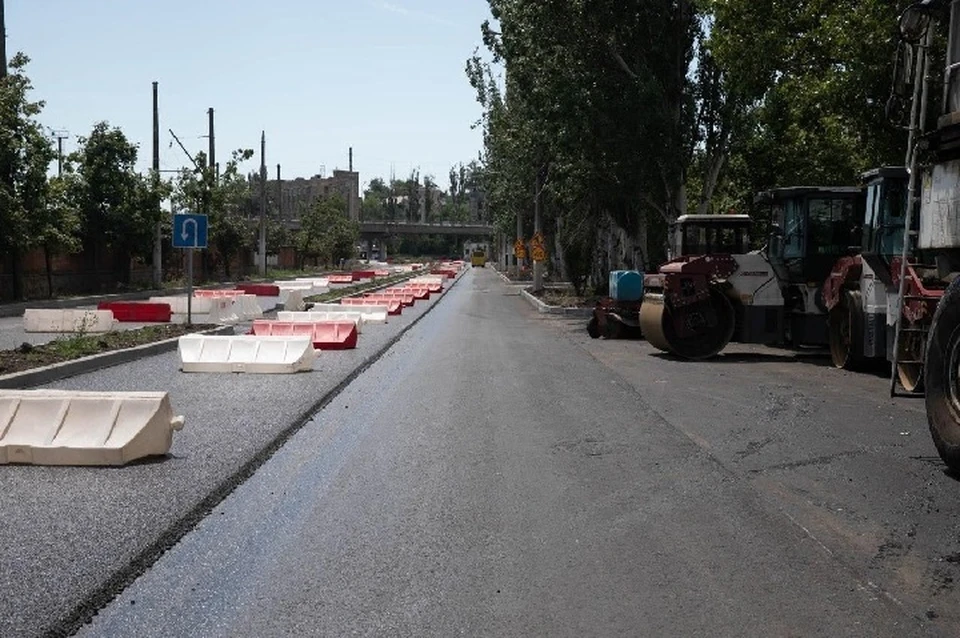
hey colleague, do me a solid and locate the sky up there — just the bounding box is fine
[4,0,495,191]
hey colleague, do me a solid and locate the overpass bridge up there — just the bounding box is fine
[358,220,495,237]
[284,218,495,237]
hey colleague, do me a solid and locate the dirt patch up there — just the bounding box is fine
[0,324,218,376]
[530,288,599,309]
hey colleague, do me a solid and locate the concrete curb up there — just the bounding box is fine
[0,325,235,389]
[520,288,594,318]
[52,266,468,637]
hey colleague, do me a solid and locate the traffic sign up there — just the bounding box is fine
[531,232,547,262]
[514,239,527,260]
[173,214,208,249]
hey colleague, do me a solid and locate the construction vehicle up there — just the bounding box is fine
[639,186,863,359]
[588,214,752,339]
[471,249,487,268]
[884,0,960,471]
[819,167,933,389]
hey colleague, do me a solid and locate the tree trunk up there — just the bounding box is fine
[10,246,23,301]
[44,244,54,298]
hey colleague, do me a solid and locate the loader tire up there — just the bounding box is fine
[829,290,864,370]
[925,277,960,472]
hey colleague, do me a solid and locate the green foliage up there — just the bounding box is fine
[0,53,58,296]
[172,148,255,277]
[705,0,914,213]
[69,121,163,283]
[296,194,359,268]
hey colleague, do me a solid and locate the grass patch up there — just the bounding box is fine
[0,324,218,376]
[303,272,422,304]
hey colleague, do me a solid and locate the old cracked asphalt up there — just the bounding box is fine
[72,267,960,637]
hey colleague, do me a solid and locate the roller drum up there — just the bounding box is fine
[639,293,672,353]
[638,287,735,360]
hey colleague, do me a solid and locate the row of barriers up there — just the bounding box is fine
[18,265,438,333]
[1,261,465,465]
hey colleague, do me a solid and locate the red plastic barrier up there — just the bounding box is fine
[328,274,354,284]
[98,301,172,323]
[195,289,245,297]
[352,270,376,280]
[251,320,358,350]
[395,287,429,300]
[236,283,280,296]
[366,293,414,307]
[430,269,456,279]
[340,297,402,315]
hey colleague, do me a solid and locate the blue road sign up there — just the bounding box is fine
[172,213,208,249]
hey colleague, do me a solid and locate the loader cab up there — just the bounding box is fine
[671,214,752,259]
[860,166,910,265]
[759,186,863,284]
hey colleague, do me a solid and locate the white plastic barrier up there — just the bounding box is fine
[235,294,263,320]
[295,277,330,288]
[178,335,316,373]
[278,289,305,311]
[149,296,238,324]
[306,303,388,323]
[0,390,185,466]
[409,276,445,285]
[276,311,365,333]
[283,282,329,296]
[23,309,115,333]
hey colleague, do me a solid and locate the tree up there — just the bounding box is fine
[71,122,159,287]
[33,174,82,297]
[705,0,914,213]
[0,53,57,299]
[173,148,255,279]
[361,177,391,221]
[296,194,359,268]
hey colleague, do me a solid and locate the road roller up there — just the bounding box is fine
[640,186,863,359]
[589,215,754,340]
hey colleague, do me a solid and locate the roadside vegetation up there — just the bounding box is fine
[0,324,217,376]
[468,1,915,294]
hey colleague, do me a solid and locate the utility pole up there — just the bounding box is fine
[349,147,353,171]
[207,108,215,177]
[259,131,267,276]
[276,164,282,221]
[52,130,69,176]
[533,169,543,292]
[152,82,162,288]
[0,0,7,79]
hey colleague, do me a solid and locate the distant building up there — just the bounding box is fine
[262,170,360,221]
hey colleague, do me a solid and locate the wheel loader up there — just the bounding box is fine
[819,166,940,392]
[639,186,862,359]
[890,0,960,471]
[588,213,752,339]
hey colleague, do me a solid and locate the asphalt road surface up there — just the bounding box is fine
[0,281,451,638]
[70,267,959,637]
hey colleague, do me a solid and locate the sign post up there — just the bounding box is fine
[172,213,209,325]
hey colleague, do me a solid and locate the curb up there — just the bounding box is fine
[495,269,526,286]
[520,288,594,318]
[51,266,468,638]
[0,325,235,389]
